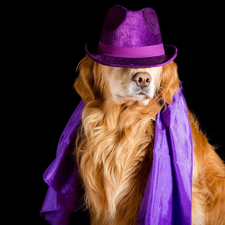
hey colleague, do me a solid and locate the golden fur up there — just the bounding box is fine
[74,55,225,225]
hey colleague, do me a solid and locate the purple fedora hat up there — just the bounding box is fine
[85,5,177,68]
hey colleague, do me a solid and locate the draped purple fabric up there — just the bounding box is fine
[137,87,193,225]
[40,101,85,224]
[40,87,193,224]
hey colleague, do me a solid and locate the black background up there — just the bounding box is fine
[15,1,224,224]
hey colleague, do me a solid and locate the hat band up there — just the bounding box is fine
[97,41,165,58]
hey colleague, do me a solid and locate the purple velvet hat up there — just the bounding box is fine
[85,5,177,68]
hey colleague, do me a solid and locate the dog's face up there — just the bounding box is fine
[74,55,179,106]
[105,66,163,106]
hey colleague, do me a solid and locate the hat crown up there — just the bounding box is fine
[100,5,162,48]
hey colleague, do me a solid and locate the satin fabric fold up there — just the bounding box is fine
[40,101,85,224]
[40,87,193,225]
[137,87,193,225]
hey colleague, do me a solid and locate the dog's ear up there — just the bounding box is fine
[74,55,95,104]
[161,61,180,104]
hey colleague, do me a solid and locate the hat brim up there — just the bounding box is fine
[85,41,177,68]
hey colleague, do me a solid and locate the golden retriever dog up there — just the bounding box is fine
[73,54,225,225]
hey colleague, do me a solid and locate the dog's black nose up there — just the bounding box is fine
[133,72,151,88]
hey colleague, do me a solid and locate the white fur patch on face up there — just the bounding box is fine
[107,66,162,105]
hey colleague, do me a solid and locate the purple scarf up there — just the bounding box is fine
[40,87,193,224]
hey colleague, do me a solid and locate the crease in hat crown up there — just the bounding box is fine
[99,5,163,48]
[85,5,177,68]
